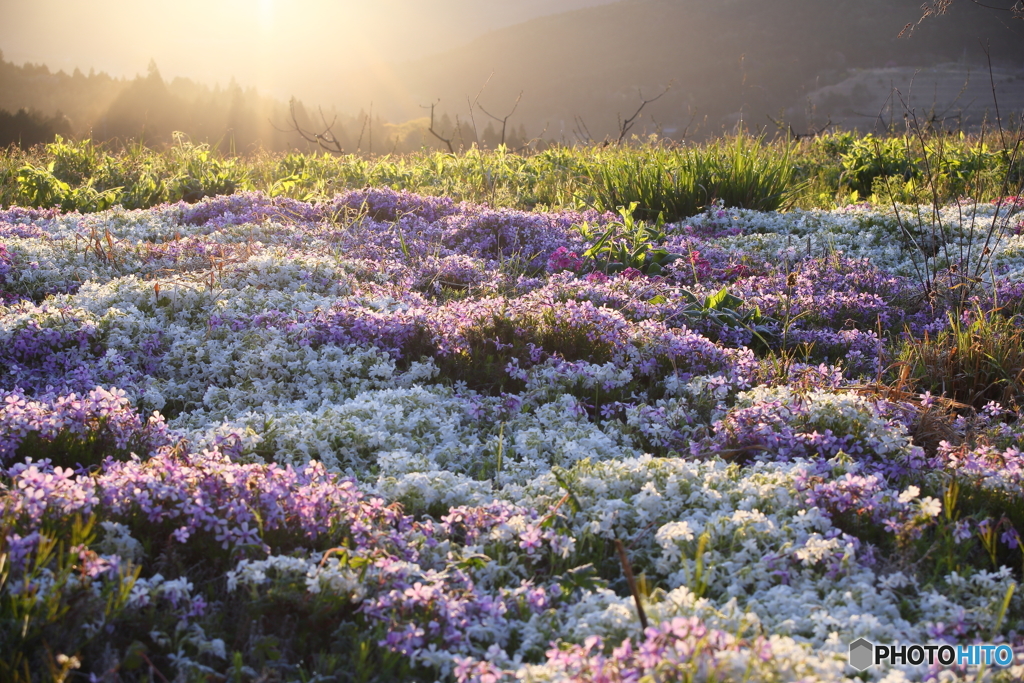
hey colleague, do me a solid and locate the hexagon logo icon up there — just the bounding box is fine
[849,638,874,671]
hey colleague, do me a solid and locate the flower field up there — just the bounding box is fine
[4,186,1024,681]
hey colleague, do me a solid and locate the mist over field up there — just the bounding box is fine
[1,0,1023,148]
[0,0,617,95]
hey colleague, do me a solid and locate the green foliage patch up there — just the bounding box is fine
[3,128,1019,216]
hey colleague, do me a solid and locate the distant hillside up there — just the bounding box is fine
[329,0,1024,140]
[799,64,1024,133]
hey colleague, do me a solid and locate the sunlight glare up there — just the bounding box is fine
[259,0,275,32]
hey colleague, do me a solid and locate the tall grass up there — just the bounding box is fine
[1,129,1019,216]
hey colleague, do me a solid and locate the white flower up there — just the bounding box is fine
[918,497,942,518]
[97,521,145,563]
[656,520,695,545]
[898,486,921,504]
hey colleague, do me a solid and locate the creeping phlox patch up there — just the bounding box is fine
[3,190,1024,680]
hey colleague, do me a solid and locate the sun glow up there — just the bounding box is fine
[0,0,625,125]
[258,0,275,32]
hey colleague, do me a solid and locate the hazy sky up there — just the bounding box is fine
[0,0,615,101]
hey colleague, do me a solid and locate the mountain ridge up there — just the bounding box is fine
[327,0,1024,139]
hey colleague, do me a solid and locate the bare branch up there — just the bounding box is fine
[572,115,594,145]
[454,115,467,151]
[421,100,455,153]
[968,0,1022,16]
[617,86,670,145]
[356,111,368,152]
[476,89,524,148]
[902,0,1022,36]
[467,72,494,146]
[671,107,700,142]
[466,96,480,145]
[273,98,345,154]
[528,121,551,151]
[985,44,1008,150]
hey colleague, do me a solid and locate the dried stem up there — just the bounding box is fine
[615,539,649,632]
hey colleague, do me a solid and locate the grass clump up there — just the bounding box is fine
[898,307,1024,411]
[586,134,799,222]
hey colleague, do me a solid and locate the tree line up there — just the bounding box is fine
[0,52,531,155]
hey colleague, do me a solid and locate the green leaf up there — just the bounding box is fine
[121,641,149,671]
[582,225,617,260]
[456,554,491,571]
[678,289,701,306]
[704,287,730,311]
[557,563,604,594]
